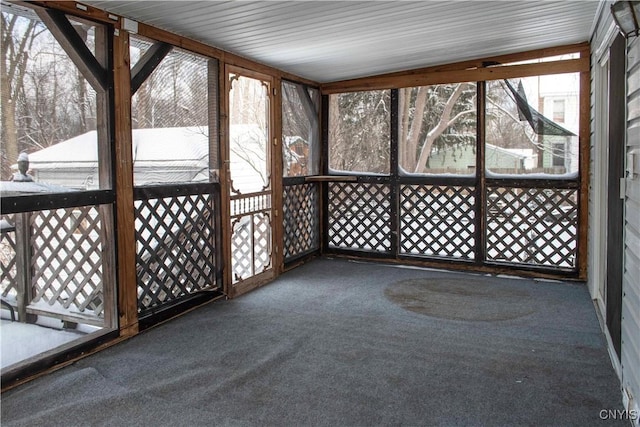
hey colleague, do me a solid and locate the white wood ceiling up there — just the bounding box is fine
[86,1,601,83]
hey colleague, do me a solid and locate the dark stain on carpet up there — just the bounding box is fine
[384,278,535,321]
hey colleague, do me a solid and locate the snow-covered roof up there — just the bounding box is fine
[27,127,209,170]
[486,144,529,160]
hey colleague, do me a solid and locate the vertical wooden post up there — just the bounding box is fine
[320,95,330,254]
[577,49,591,280]
[94,25,117,329]
[389,89,399,257]
[272,77,284,275]
[476,81,487,264]
[220,63,232,296]
[14,212,33,323]
[208,58,223,286]
[113,28,138,336]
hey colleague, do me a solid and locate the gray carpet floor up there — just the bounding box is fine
[1,258,625,426]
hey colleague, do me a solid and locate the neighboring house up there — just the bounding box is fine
[22,126,264,191]
[538,77,580,173]
[284,136,310,176]
[425,143,532,174]
[25,127,209,189]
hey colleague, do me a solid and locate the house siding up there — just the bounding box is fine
[590,3,640,423]
[588,5,616,304]
[622,34,640,424]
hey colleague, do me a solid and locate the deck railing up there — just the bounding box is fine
[134,183,222,316]
[0,206,111,327]
[325,176,579,275]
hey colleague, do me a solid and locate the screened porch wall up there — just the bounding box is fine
[324,178,579,275]
[321,52,589,279]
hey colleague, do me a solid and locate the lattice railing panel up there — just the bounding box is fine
[0,214,17,298]
[283,183,319,261]
[328,182,392,253]
[232,215,253,281]
[486,186,578,268]
[400,185,476,259]
[31,206,105,317]
[231,212,272,283]
[136,193,218,312]
[253,212,271,273]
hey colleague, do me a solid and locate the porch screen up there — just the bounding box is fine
[399,83,477,176]
[486,73,580,177]
[130,35,219,186]
[328,90,391,175]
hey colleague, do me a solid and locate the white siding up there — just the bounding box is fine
[588,2,616,308]
[622,35,640,426]
[590,4,640,422]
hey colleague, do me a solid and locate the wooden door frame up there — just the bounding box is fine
[221,65,280,298]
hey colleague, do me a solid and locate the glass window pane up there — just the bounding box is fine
[328,90,390,175]
[1,7,109,194]
[399,83,477,175]
[131,36,215,186]
[485,73,580,177]
[282,81,320,177]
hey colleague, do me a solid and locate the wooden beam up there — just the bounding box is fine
[113,30,138,337]
[26,1,320,88]
[35,8,107,91]
[322,57,589,94]
[21,1,120,26]
[295,84,319,122]
[321,42,588,93]
[365,42,589,78]
[130,42,172,95]
[577,50,591,281]
[294,84,320,174]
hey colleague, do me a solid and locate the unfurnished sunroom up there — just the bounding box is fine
[1,1,639,425]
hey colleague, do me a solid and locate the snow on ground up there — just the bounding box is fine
[0,319,85,369]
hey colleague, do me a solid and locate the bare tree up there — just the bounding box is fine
[1,12,43,178]
[400,83,476,173]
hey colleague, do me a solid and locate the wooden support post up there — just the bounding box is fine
[272,77,284,275]
[577,50,591,280]
[220,64,232,297]
[476,82,487,264]
[113,29,138,336]
[389,89,399,257]
[320,95,330,254]
[208,58,223,286]
[93,25,117,330]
